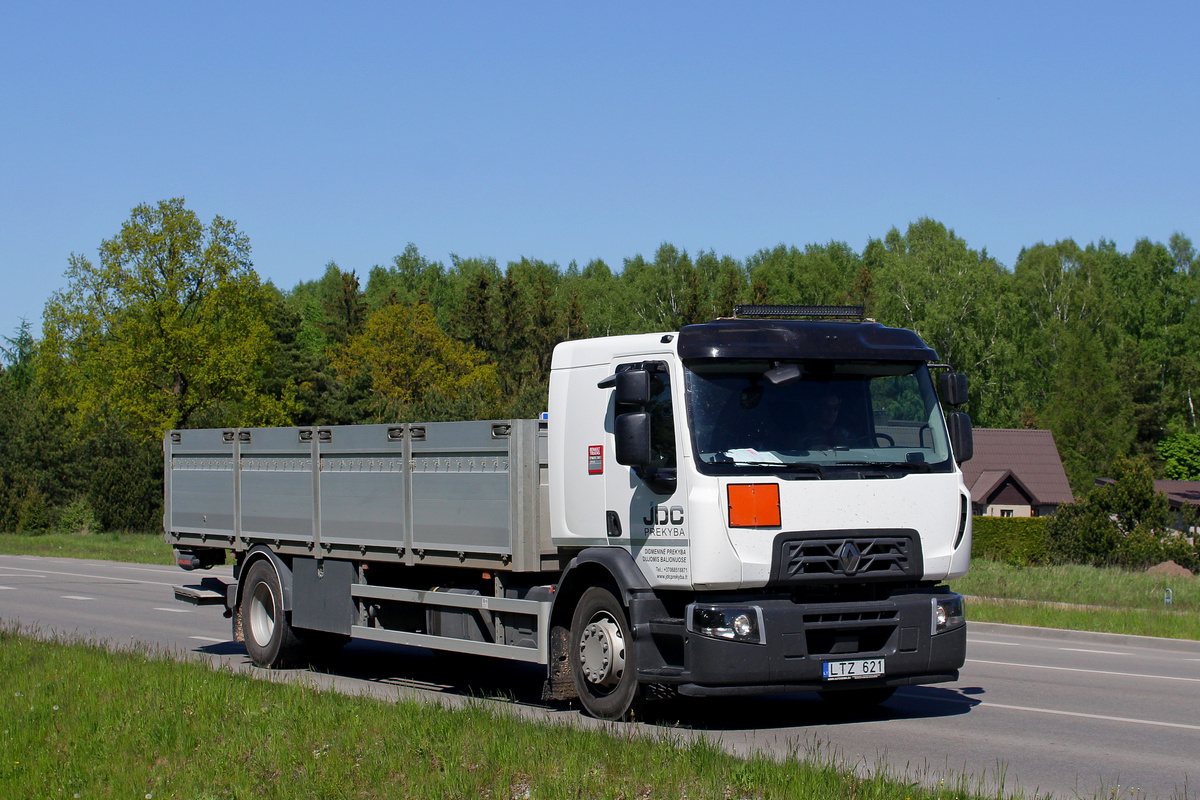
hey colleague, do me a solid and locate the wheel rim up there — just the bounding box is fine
[249,580,277,647]
[578,612,626,691]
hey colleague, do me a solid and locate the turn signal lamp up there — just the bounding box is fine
[727,483,781,527]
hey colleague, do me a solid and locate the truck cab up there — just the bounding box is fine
[546,306,971,716]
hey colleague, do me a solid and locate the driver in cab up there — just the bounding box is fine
[803,390,851,448]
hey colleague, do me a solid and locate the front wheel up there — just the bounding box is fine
[569,586,641,720]
[240,560,304,668]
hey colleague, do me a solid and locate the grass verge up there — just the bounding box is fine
[952,557,1200,641]
[0,531,172,565]
[953,557,1200,610]
[0,625,1024,800]
[963,598,1200,641]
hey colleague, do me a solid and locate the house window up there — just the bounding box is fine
[1000,509,1014,518]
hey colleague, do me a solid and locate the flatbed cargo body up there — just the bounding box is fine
[166,420,554,572]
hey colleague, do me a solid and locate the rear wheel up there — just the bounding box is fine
[569,586,641,720]
[241,560,304,668]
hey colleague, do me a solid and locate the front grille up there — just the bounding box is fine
[804,609,898,625]
[771,529,923,584]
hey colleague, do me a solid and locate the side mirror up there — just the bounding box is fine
[947,411,973,465]
[614,411,651,467]
[615,370,651,407]
[939,372,969,406]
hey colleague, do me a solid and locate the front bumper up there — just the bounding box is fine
[634,589,966,696]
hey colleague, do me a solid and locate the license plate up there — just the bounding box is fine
[822,658,885,680]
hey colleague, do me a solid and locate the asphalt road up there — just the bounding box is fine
[2,553,1198,799]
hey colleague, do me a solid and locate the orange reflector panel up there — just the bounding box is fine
[727,483,781,527]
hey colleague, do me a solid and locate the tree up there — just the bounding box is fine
[0,321,84,530]
[0,320,36,393]
[745,242,861,307]
[1046,457,1194,570]
[1038,324,1133,492]
[1158,433,1200,480]
[365,243,448,311]
[41,198,294,439]
[333,302,501,418]
[869,220,1018,427]
[321,266,368,345]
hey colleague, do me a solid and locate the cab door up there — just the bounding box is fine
[604,358,691,588]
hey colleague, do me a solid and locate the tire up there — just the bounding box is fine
[818,686,896,710]
[240,559,304,668]
[569,586,642,720]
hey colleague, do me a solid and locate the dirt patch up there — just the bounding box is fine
[1146,560,1194,578]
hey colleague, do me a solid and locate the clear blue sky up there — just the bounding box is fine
[2,2,1197,337]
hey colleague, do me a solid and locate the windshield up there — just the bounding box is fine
[684,359,953,476]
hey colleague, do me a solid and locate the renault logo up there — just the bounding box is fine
[837,541,862,575]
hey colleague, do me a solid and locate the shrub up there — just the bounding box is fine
[57,498,99,535]
[970,516,1050,565]
[1045,456,1199,571]
[15,487,53,533]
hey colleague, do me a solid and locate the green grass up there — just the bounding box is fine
[0,531,172,564]
[963,598,1200,640]
[952,557,1200,640]
[0,626,1026,800]
[954,557,1200,611]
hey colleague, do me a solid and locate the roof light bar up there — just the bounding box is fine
[733,304,865,320]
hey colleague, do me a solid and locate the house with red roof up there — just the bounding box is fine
[961,429,1074,517]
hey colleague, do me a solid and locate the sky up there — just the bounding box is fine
[2,2,1198,337]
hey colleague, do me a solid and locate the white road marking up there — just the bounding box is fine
[60,595,94,601]
[0,573,46,578]
[154,607,191,613]
[0,586,14,590]
[113,564,184,574]
[0,563,183,588]
[982,700,1200,733]
[1058,647,1131,656]
[967,639,1020,646]
[189,635,225,643]
[968,658,1200,683]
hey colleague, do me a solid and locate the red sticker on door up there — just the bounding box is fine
[588,444,603,474]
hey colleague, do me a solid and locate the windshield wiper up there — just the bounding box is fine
[714,459,826,477]
[836,460,933,473]
[758,461,827,477]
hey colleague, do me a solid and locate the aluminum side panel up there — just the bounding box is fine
[238,428,312,543]
[167,429,236,536]
[318,425,406,547]
[410,421,514,554]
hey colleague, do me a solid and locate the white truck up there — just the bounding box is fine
[168,305,973,719]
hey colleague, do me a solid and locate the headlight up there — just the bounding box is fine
[933,594,965,633]
[688,605,765,644]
